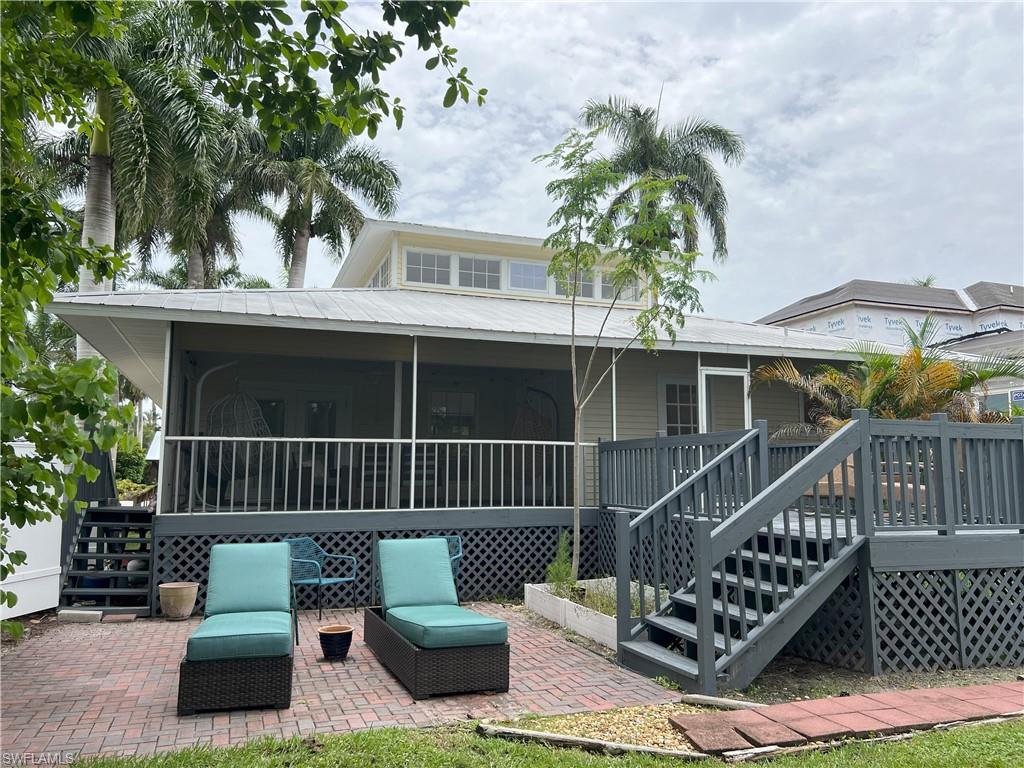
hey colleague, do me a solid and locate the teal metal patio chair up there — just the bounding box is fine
[284,537,358,620]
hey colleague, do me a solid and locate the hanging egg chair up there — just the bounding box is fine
[205,391,272,438]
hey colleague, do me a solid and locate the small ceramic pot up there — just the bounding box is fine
[318,624,354,661]
[159,581,199,620]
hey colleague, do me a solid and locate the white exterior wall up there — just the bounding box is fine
[1,443,62,619]
[784,304,1024,346]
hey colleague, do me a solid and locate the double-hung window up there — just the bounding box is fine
[601,274,642,302]
[406,251,451,285]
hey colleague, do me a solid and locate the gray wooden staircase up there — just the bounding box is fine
[611,418,870,693]
[60,505,154,616]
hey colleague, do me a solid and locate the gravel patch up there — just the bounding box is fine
[514,702,706,751]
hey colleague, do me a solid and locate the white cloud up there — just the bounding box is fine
[231,1,1023,317]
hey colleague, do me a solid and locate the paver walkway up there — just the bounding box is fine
[1,604,674,758]
[670,682,1024,754]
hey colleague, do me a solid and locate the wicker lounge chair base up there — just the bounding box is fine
[364,607,509,700]
[177,655,293,715]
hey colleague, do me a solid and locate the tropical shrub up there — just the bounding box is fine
[753,316,1024,437]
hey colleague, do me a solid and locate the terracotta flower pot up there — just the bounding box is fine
[159,581,199,620]
[318,624,353,661]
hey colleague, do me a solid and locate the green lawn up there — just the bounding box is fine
[82,720,1024,768]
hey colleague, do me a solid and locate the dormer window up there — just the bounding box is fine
[406,250,450,285]
[555,270,594,299]
[458,256,501,290]
[509,261,548,291]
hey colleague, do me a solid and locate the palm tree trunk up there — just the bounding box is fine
[186,244,204,289]
[288,214,312,288]
[77,89,115,360]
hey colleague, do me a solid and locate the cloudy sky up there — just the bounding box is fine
[232,1,1023,322]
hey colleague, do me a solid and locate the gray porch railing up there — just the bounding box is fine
[611,411,1023,693]
[161,436,597,513]
[599,430,752,510]
[767,442,820,483]
[868,415,1024,532]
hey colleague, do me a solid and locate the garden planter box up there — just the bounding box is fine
[524,578,620,650]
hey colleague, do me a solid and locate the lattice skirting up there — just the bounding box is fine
[153,522,598,614]
[785,570,865,672]
[596,509,695,591]
[873,567,1024,672]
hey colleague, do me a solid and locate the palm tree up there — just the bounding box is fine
[580,95,744,260]
[49,3,223,354]
[752,316,1024,436]
[248,124,401,287]
[137,109,273,289]
[132,252,273,291]
[905,275,938,287]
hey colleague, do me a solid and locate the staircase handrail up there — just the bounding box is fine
[708,420,861,564]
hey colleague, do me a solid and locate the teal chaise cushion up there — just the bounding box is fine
[378,538,458,612]
[185,542,293,663]
[378,538,507,649]
[386,605,508,648]
[205,542,291,615]
[186,612,293,661]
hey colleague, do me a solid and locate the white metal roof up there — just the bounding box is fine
[49,286,888,402]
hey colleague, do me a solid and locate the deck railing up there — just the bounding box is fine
[161,436,598,513]
[598,430,751,510]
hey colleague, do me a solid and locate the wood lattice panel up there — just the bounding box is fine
[959,568,1024,668]
[874,570,960,672]
[154,522,598,614]
[785,570,865,671]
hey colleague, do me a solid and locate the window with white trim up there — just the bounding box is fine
[406,250,450,285]
[601,273,641,302]
[458,256,501,290]
[429,390,475,437]
[664,382,698,436]
[555,270,594,298]
[508,261,548,291]
[367,259,391,288]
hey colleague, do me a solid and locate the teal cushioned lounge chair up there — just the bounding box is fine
[364,538,509,699]
[177,542,294,715]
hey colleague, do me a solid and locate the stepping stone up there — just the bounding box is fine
[57,610,102,623]
[681,726,754,754]
[101,614,136,623]
[734,720,806,747]
[825,712,897,736]
[792,695,877,716]
[785,716,853,741]
[758,702,818,722]
[868,708,933,730]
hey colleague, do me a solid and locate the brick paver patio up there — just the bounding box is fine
[670,682,1024,754]
[0,604,674,758]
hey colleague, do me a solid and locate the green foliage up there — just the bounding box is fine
[534,125,714,577]
[189,1,483,150]
[1,0,479,635]
[115,443,146,484]
[79,720,1024,768]
[753,314,1024,436]
[116,478,155,502]
[545,531,576,598]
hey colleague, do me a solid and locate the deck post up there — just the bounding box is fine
[754,419,769,495]
[390,361,403,508]
[852,409,874,537]
[856,543,880,675]
[655,430,671,498]
[408,336,418,510]
[614,509,632,655]
[692,518,716,694]
[930,413,957,535]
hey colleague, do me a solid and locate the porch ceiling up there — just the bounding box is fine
[48,287,892,399]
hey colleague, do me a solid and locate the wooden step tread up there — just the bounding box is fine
[739,549,819,571]
[619,639,699,677]
[644,615,728,652]
[71,550,150,557]
[671,593,761,623]
[61,587,150,596]
[76,536,151,544]
[67,570,150,578]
